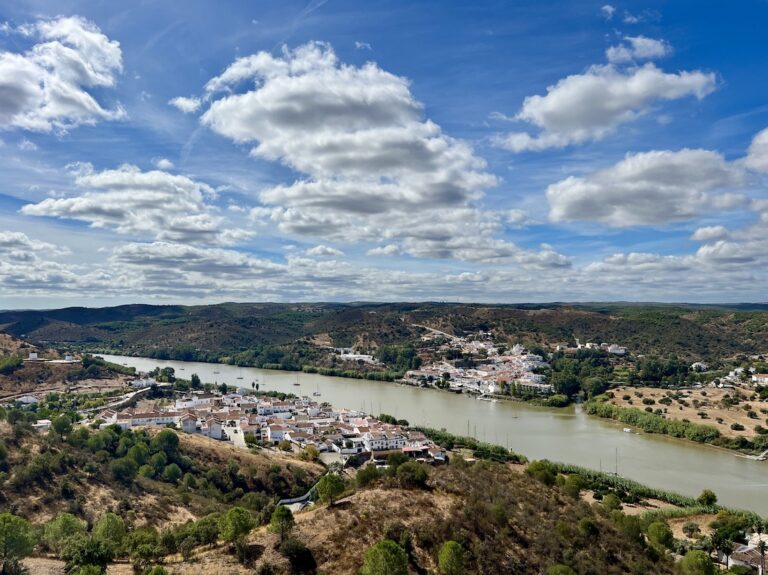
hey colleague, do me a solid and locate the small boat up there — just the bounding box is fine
[213,371,220,374]
[313,391,322,396]
[623,427,632,433]
[237,376,244,380]
[293,383,301,386]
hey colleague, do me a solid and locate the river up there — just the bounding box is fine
[101,354,768,514]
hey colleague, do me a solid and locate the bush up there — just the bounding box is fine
[361,540,408,575]
[697,489,717,507]
[526,460,556,486]
[356,465,381,488]
[646,521,674,549]
[396,461,428,489]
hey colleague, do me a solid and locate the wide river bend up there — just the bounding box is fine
[101,354,768,514]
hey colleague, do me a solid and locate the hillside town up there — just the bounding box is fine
[93,388,447,463]
[406,330,630,397]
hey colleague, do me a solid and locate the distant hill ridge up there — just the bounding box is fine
[1,301,768,361]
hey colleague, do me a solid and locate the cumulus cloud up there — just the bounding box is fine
[306,244,344,257]
[691,225,729,242]
[601,5,616,20]
[744,127,768,172]
[606,36,672,64]
[367,244,401,257]
[0,16,124,132]
[153,157,174,170]
[168,96,201,114]
[546,149,747,227]
[495,62,716,152]
[21,163,245,244]
[175,41,565,267]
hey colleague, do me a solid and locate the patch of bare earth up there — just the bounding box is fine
[668,514,718,540]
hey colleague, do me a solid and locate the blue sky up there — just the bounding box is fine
[1,0,767,307]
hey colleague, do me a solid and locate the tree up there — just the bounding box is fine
[61,534,114,575]
[93,513,126,554]
[680,550,716,575]
[44,513,87,554]
[269,506,295,543]
[150,429,179,456]
[52,414,73,437]
[218,507,255,544]
[361,540,408,575]
[110,457,138,485]
[438,540,465,575]
[162,463,182,483]
[697,489,718,507]
[647,521,674,549]
[317,474,345,506]
[0,514,35,566]
[190,373,201,389]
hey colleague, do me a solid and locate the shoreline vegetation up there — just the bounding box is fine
[585,394,768,456]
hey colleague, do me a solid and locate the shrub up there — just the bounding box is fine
[396,461,428,489]
[361,540,408,575]
[356,465,381,488]
[697,489,717,507]
[646,521,674,549]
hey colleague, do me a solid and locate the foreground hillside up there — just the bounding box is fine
[0,417,678,575]
[2,302,768,364]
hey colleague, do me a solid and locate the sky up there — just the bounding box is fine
[1,0,768,308]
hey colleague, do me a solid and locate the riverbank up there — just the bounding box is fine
[98,354,768,513]
[585,395,768,456]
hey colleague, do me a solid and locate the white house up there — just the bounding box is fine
[608,345,626,356]
[363,431,407,451]
[752,374,768,386]
[32,419,52,433]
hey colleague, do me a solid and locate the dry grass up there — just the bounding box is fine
[608,385,768,438]
[668,513,717,540]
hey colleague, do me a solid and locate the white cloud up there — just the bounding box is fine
[168,96,202,114]
[0,16,124,132]
[355,41,372,51]
[306,244,344,257]
[367,244,401,257]
[506,209,530,227]
[606,36,672,64]
[601,5,616,20]
[495,63,716,152]
[17,138,37,151]
[546,149,747,227]
[744,127,768,172]
[184,42,564,267]
[154,157,174,169]
[691,225,729,242]
[21,163,246,245]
